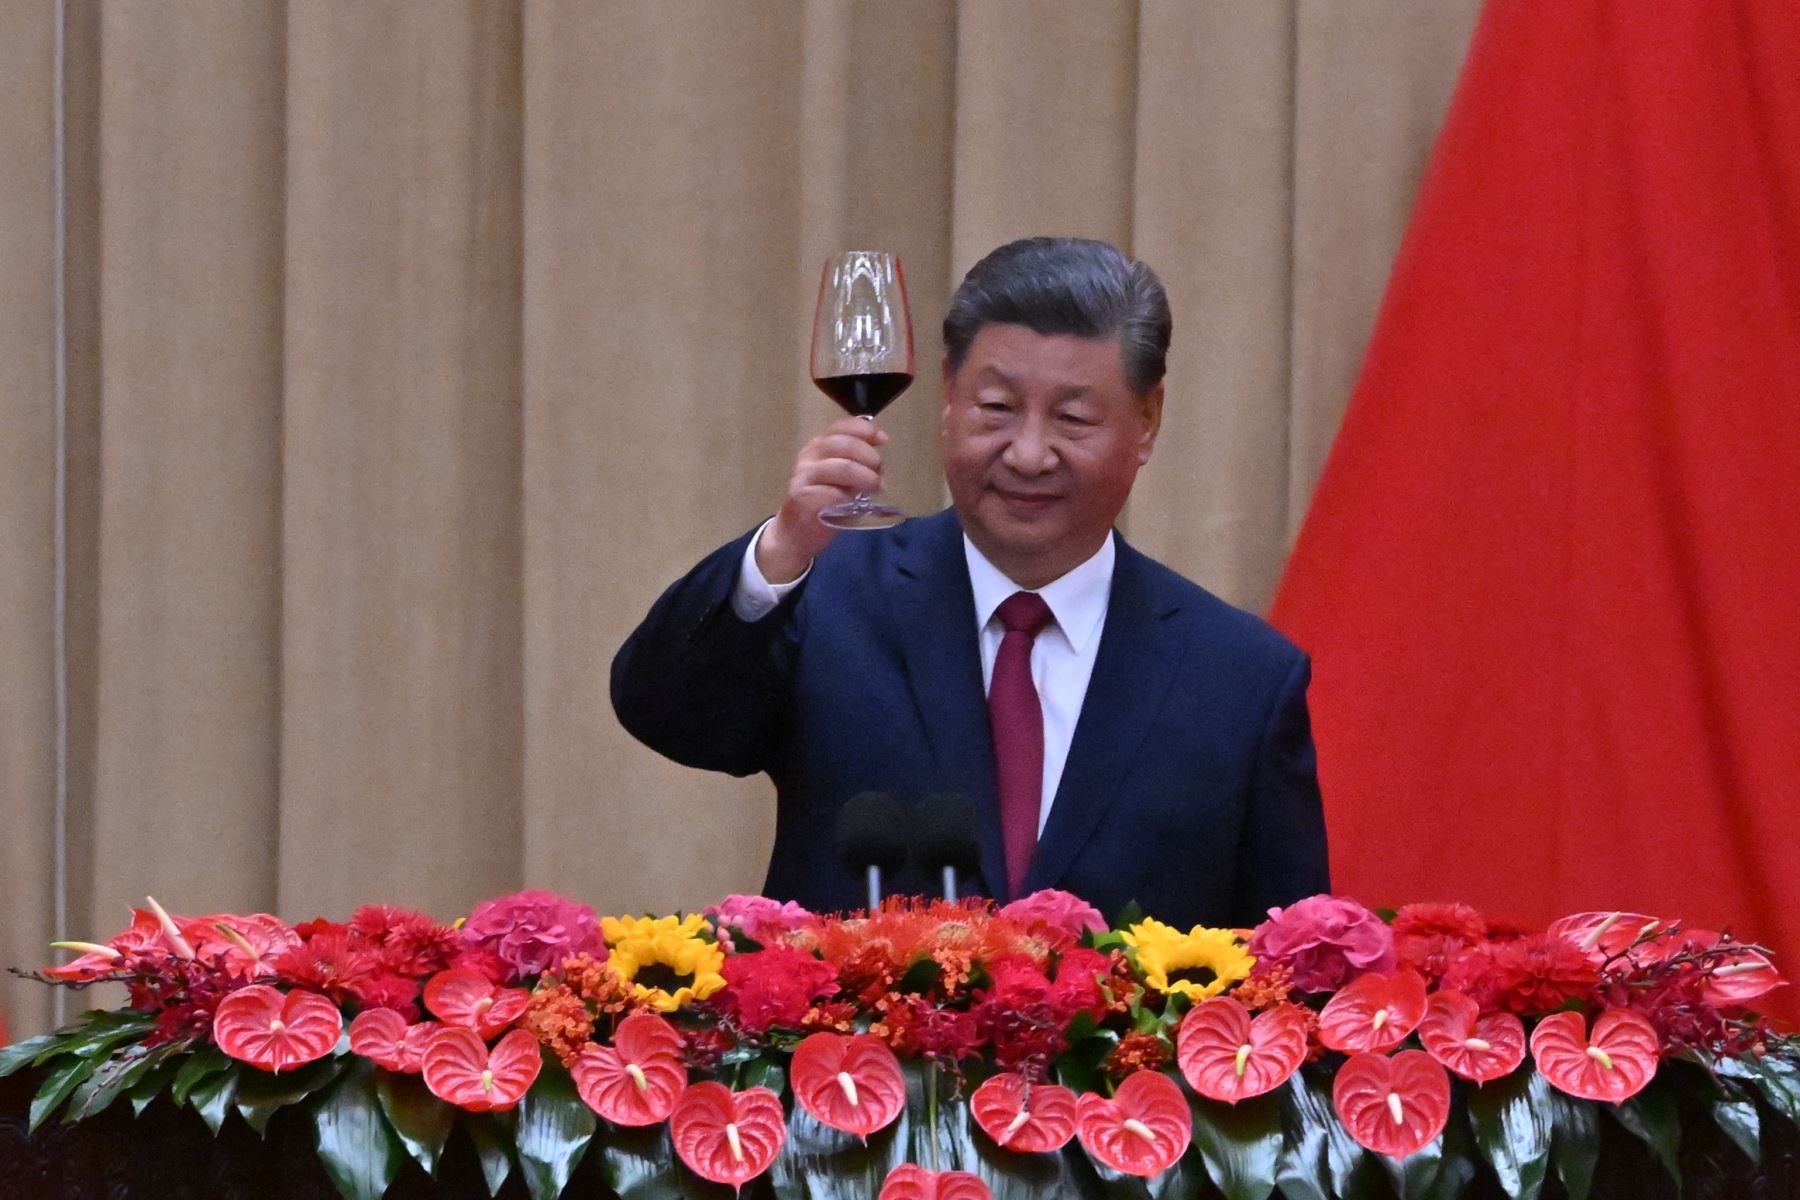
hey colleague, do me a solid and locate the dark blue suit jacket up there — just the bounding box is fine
[611,509,1329,928]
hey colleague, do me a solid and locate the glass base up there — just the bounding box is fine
[820,497,905,530]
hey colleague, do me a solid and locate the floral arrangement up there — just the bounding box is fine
[5,888,1797,1200]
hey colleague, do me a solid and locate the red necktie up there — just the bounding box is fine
[988,591,1054,899]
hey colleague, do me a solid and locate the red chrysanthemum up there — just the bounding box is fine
[271,928,376,1005]
[1391,903,1487,944]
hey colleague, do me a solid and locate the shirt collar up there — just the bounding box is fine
[963,531,1116,654]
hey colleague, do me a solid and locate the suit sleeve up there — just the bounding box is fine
[610,525,802,778]
[1234,652,1332,926]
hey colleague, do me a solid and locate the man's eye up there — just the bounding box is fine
[1059,413,1095,426]
[979,401,1011,413]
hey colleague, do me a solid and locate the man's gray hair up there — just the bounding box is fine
[942,237,1172,396]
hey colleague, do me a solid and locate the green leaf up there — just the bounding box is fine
[740,1054,787,1098]
[312,1059,405,1200]
[1276,1069,1373,1200]
[1188,1092,1282,1200]
[29,1054,100,1133]
[235,1057,344,1135]
[0,1033,63,1077]
[772,1093,909,1199]
[515,1060,598,1200]
[1719,1054,1800,1130]
[170,1046,230,1105]
[897,957,943,995]
[64,1042,173,1123]
[1376,1132,1445,1200]
[1541,1090,1599,1200]
[1610,1080,1680,1183]
[130,1055,184,1116]
[466,1110,519,1198]
[1710,1086,1760,1164]
[377,1071,456,1176]
[188,1063,242,1134]
[1416,1107,1480,1200]
[1466,1068,1553,1200]
[33,1010,156,1066]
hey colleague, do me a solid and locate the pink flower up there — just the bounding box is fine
[462,889,607,985]
[1248,895,1396,993]
[704,894,817,953]
[999,889,1108,938]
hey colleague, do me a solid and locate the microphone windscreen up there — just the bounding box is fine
[914,792,982,875]
[836,792,909,872]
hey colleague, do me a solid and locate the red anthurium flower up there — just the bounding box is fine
[421,1027,542,1112]
[970,1072,1078,1152]
[1331,1050,1451,1158]
[1074,1071,1191,1178]
[422,967,531,1038]
[790,1031,907,1137]
[349,1008,439,1074]
[1176,997,1306,1102]
[44,908,179,980]
[571,1011,687,1126]
[878,1164,994,1200]
[1677,930,1785,1007]
[213,985,344,1073]
[1317,970,1429,1053]
[1529,1009,1660,1103]
[1546,911,1661,964]
[669,1082,787,1188]
[1416,991,1525,1083]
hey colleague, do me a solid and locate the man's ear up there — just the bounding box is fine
[1137,382,1165,464]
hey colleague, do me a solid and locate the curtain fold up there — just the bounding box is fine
[0,0,1480,1036]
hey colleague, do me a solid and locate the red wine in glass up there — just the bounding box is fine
[811,252,914,529]
[812,371,914,418]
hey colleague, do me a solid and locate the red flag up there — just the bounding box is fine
[1272,0,1800,1021]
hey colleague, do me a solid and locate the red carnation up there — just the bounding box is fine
[348,969,424,1018]
[1487,937,1600,1015]
[1392,903,1487,943]
[1048,949,1111,1024]
[272,928,375,1005]
[716,949,839,1033]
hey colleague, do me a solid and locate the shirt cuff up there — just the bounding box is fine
[732,519,811,621]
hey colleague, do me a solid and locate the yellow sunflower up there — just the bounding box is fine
[602,913,726,1012]
[1122,918,1255,1002]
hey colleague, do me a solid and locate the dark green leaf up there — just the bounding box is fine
[594,1124,734,1200]
[236,1057,344,1134]
[1720,1054,1800,1129]
[312,1059,404,1200]
[377,1071,455,1176]
[1188,1092,1282,1200]
[1544,1090,1599,1200]
[33,1010,156,1066]
[1466,1068,1553,1200]
[1377,1132,1444,1200]
[1710,1087,1760,1164]
[741,1054,787,1098]
[170,1046,230,1105]
[515,1060,597,1200]
[1114,900,1146,929]
[188,1063,242,1134]
[897,957,943,995]
[466,1110,519,1198]
[65,1042,172,1123]
[0,1033,62,1077]
[1416,1107,1479,1200]
[1610,1080,1680,1182]
[1276,1069,1372,1200]
[772,1092,908,1199]
[130,1055,184,1116]
[29,1054,100,1133]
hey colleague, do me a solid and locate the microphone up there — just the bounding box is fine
[914,792,982,903]
[835,791,908,912]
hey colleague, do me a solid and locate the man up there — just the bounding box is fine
[612,237,1328,928]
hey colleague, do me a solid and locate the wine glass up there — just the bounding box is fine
[811,251,914,529]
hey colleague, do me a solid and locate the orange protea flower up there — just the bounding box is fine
[523,981,595,1065]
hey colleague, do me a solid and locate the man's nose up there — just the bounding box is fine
[1000,417,1057,476]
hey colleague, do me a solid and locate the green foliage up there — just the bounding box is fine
[311,1059,405,1200]
[514,1060,598,1200]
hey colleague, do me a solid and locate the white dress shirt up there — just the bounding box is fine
[733,520,1116,834]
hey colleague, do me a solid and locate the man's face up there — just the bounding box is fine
[941,324,1162,588]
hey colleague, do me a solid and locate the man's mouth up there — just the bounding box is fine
[991,486,1063,511]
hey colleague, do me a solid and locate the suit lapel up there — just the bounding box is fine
[885,511,1008,898]
[1022,538,1186,896]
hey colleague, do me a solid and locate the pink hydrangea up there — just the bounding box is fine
[461,889,606,984]
[1248,895,1396,993]
[704,894,817,953]
[999,889,1108,938]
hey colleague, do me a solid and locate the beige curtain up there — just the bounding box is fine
[0,0,1480,1037]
